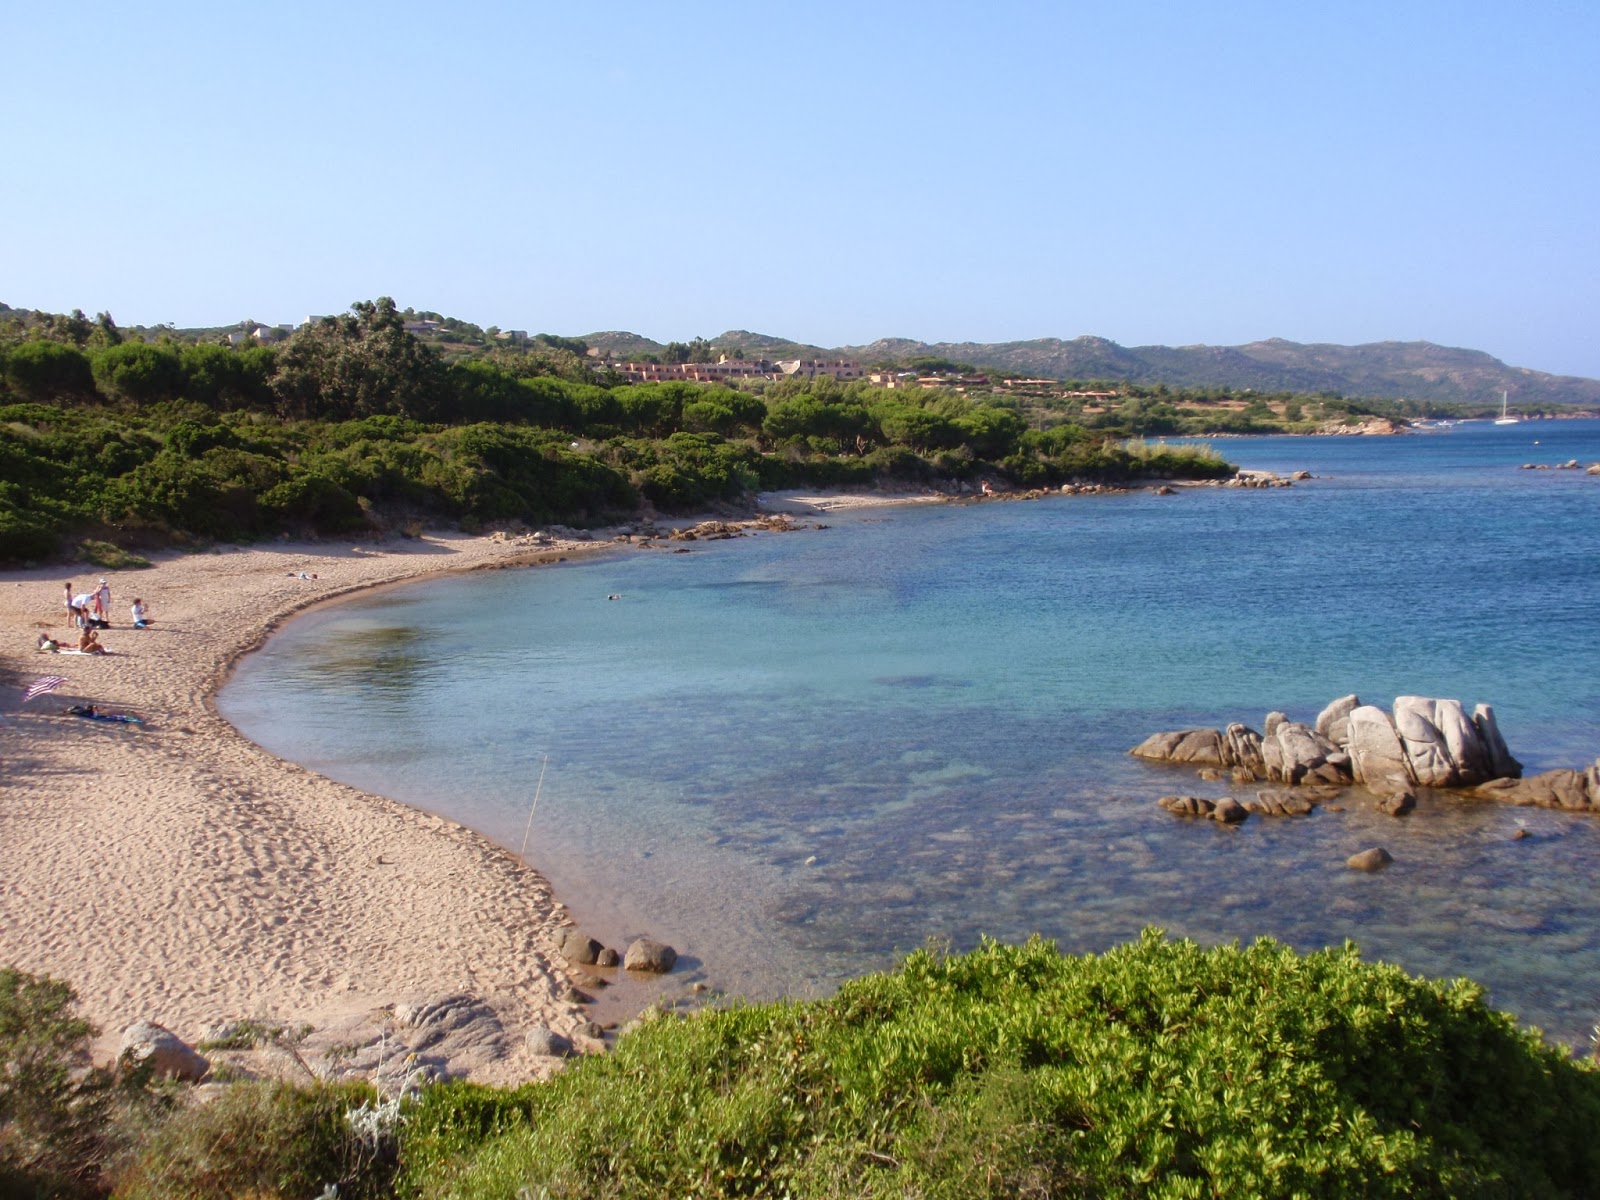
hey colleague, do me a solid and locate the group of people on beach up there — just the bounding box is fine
[43,579,153,654]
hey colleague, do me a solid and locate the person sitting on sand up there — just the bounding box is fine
[38,632,60,652]
[130,598,151,628]
[78,627,107,654]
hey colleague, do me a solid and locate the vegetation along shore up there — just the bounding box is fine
[6,300,1600,1197]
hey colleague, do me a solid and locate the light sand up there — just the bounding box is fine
[0,532,617,1081]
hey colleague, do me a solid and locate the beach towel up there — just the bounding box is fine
[63,705,143,724]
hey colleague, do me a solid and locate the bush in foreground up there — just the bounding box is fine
[417,931,1600,1199]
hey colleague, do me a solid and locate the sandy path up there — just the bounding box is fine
[0,533,611,1080]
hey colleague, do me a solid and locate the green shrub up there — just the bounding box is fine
[414,932,1600,1199]
[112,1080,396,1200]
[0,967,115,1199]
[76,540,152,570]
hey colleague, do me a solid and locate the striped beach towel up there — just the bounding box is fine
[22,675,67,703]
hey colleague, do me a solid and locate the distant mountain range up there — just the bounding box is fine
[582,330,1600,409]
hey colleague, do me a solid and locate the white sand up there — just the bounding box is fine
[0,532,614,1080]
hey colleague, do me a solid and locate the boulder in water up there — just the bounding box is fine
[1346,847,1393,872]
[1130,729,1226,766]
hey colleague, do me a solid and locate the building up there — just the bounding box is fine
[612,357,776,384]
[775,359,863,381]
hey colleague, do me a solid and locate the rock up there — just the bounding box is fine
[596,948,620,967]
[1347,847,1393,871]
[1230,767,1258,784]
[1588,464,1600,475]
[1262,721,1346,785]
[557,929,605,966]
[1291,470,1312,481]
[623,938,679,973]
[1377,789,1416,816]
[119,1021,210,1082]
[1511,828,1532,840]
[1346,705,1416,788]
[525,1026,573,1058]
[1558,459,1580,469]
[1474,770,1592,811]
[1154,485,1176,495]
[1264,711,1287,738]
[1472,704,1522,779]
[1130,728,1225,766]
[1211,797,1248,824]
[1221,723,1265,773]
[1158,795,1217,817]
[1198,767,1223,781]
[1314,694,1361,748]
[390,995,507,1057]
[1243,790,1315,817]
[1393,697,1491,786]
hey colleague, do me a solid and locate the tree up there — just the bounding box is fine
[91,342,184,405]
[3,341,96,402]
[270,297,445,422]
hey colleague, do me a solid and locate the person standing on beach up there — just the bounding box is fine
[64,582,76,626]
[94,578,111,623]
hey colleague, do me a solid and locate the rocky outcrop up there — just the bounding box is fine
[1221,723,1265,774]
[119,1021,210,1082]
[1133,695,1600,818]
[1261,720,1350,785]
[1314,694,1361,747]
[1474,764,1600,812]
[1131,728,1226,766]
[1473,704,1521,779]
[1345,706,1414,791]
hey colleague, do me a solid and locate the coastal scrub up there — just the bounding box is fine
[410,931,1600,1199]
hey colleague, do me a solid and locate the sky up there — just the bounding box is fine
[4,1,1597,376]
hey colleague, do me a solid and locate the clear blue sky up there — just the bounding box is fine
[4,1,1597,376]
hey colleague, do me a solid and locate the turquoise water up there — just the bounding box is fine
[220,420,1600,1042]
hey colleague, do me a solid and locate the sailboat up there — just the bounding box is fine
[1494,390,1518,426]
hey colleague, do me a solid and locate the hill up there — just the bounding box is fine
[581,325,1600,408]
[837,335,1600,408]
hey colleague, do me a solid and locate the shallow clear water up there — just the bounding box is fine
[220,420,1600,1042]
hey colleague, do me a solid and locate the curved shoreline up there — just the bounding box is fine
[0,531,620,1080]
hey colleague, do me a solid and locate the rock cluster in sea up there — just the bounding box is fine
[1135,694,1600,816]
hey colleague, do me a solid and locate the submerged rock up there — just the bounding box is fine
[1347,847,1393,872]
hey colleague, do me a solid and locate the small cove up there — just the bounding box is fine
[220,420,1600,1042]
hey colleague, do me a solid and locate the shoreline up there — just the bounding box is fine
[0,497,943,1079]
[0,531,626,1081]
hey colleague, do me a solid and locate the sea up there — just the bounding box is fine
[219,419,1600,1044]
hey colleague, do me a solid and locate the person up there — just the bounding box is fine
[130,598,152,628]
[71,589,97,628]
[37,632,60,652]
[94,579,111,623]
[77,627,107,654]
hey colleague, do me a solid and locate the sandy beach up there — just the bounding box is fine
[0,531,630,1082]
[0,494,950,1082]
